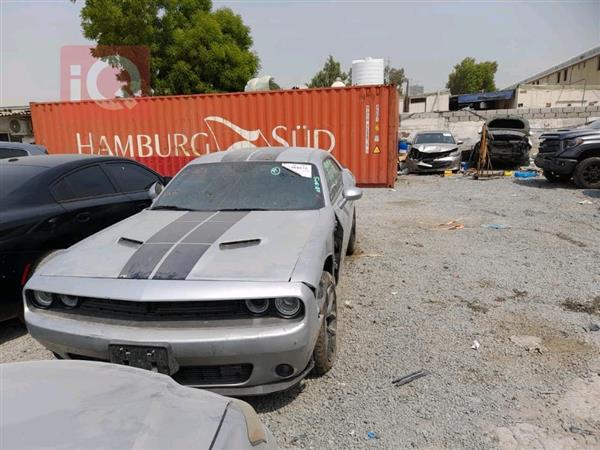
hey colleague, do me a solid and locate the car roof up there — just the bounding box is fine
[190,147,332,165]
[0,154,128,169]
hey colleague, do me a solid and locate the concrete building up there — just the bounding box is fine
[400,89,450,113]
[514,84,600,109]
[511,45,600,87]
[0,106,35,143]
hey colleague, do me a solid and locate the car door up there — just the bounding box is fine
[102,161,162,215]
[322,157,353,248]
[50,164,132,245]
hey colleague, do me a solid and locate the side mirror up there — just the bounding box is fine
[148,181,164,200]
[457,140,464,145]
[163,176,173,185]
[343,187,362,201]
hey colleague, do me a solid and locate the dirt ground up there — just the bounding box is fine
[1,174,599,449]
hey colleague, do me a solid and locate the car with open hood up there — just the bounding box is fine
[473,116,532,167]
[24,147,362,395]
[406,130,462,173]
[1,360,278,449]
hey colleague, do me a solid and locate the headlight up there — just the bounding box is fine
[58,294,79,308]
[564,138,583,150]
[274,297,301,318]
[33,291,54,308]
[245,299,269,315]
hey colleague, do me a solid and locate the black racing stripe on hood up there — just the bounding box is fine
[152,211,248,280]
[118,244,173,279]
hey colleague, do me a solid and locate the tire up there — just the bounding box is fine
[346,212,357,256]
[312,271,337,376]
[573,157,600,189]
[543,169,571,183]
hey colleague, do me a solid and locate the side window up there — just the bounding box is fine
[104,162,160,193]
[52,165,116,202]
[322,158,343,201]
[0,148,28,159]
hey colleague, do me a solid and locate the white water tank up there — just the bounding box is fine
[351,57,384,86]
[245,76,274,92]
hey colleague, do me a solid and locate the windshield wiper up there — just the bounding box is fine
[151,205,193,211]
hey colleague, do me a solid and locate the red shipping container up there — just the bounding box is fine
[31,85,398,186]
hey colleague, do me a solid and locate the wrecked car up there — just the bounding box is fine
[25,147,362,395]
[473,116,532,167]
[406,131,462,173]
[1,360,278,449]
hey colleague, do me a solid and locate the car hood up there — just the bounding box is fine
[412,143,458,153]
[540,128,600,140]
[487,116,530,133]
[37,208,320,282]
[0,361,270,450]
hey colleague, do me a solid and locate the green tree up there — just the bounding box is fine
[79,0,260,95]
[309,55,348,88]
[385,64,406,94]
[446,57,498,95]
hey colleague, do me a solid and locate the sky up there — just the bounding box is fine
[1,0,599,106]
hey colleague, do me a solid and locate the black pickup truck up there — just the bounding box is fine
[535,120,600,189]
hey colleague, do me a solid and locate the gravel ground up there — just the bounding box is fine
[2,174,599,449]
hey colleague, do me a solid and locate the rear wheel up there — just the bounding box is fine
[543,169,571,183]
[312,271,337,375]
[573,157,600,189]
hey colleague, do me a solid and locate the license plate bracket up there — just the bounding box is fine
[109,343,179,375]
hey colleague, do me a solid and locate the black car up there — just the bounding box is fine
[0,142,48,159]
[472,117,532,167]
[535,120,600,189]
[0,155,166,321]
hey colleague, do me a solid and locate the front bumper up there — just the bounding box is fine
[534,154,578,175]
[25,277,322,396]
[406,154,461,173]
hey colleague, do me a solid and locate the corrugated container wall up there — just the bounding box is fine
[31,85,398,186]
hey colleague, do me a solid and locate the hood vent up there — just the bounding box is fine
[219,239,261,250]
[118,237,144,247]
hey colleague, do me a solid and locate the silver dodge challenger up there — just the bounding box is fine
[24,147,362,395]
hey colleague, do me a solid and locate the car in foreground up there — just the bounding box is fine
[0,141,47,159]
[535,119,600,188]
[473,116,532,167]
[406,130,462,173]
[25,147,362,395]
[0,360,278,449]
[0,155,166,321]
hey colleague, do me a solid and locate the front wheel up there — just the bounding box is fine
[543,169,571,183]
[573,157,600,189]
[312,271,337,376]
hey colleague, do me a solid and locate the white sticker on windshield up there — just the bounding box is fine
[443,132,451,136]
[282,163,312,178]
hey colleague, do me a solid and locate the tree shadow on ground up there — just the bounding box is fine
[511,178,578,190]
[0,319,26,345]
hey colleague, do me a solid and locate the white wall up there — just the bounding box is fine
[515,85,600,109]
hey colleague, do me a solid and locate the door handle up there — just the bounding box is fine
[76,212,91,223]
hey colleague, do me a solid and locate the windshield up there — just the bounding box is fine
[153,162,325,211]
[586,120,600,130]
[414,133,455,144]
[0,164,45,201]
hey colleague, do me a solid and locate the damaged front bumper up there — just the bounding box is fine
[406,152,461,173]
[25,277,322,396]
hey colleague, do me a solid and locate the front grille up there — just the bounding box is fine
[71,297,246,321]
[539,139,561,154]
[409,149,455,161]
[173,364,252,385]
